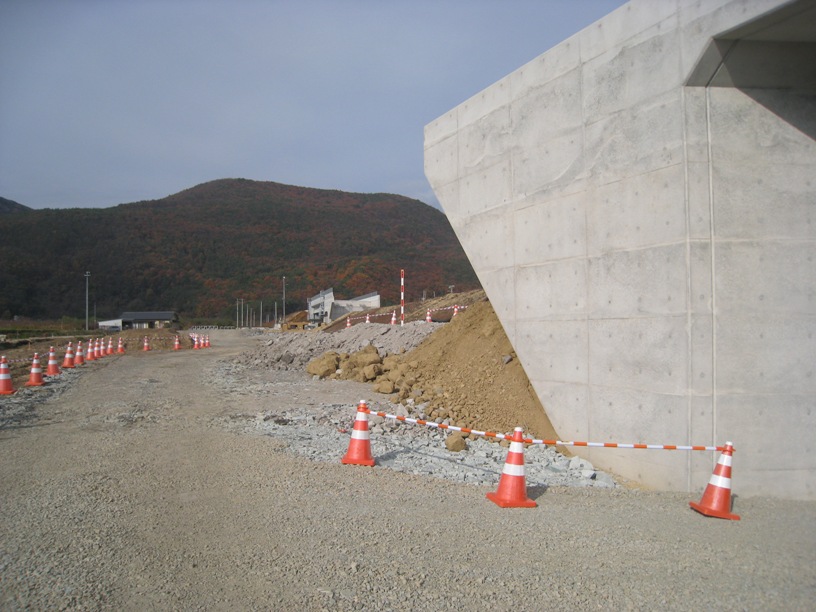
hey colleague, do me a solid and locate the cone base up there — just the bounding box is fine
[25,381,44,387]
[486,491,537,508]
[689,500,740,520]
[0,389,16,395]
[341,455,375,467]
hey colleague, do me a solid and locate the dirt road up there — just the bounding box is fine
[1,330,814,610]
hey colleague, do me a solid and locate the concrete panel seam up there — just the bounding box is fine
[705,85,718,447]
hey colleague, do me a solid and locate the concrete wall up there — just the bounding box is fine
[424,0,816,499]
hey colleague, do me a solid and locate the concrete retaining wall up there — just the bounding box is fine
[424,0,816,499]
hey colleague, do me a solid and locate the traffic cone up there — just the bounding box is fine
[74,341,85,366]
[45,347,61,376]
[426,309,432,323]
[204,335,210,348]
[194,335,200,350]
[143,337,150,352]
[173,336,181,351]
[341,401,376,467]
[453,304,459,317]
[93,339,101,360]
[365,313,370,324]
[106,337,114,355]
[346,316,351,329]
[390,311,396,325]
[61,342,75,369]
[85,340,96,362]
[487,427,537,508]
[117,337,125,354]
[690,442,740,520]
[25,353,45,387]
[0,356,15,395]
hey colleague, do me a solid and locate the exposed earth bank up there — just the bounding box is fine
[1,324,815,609]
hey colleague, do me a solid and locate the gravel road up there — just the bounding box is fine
[1,330,814,611]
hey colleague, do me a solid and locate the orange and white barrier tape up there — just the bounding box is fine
[356,406,725,451]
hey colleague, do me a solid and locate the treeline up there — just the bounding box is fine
[0,179,479,321]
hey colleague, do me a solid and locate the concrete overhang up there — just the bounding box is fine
[687,0,816,90]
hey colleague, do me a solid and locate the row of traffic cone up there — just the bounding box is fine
[0,338,126,395]
[339,401,740,518]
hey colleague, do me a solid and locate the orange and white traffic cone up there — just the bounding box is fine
[391,311,396,325]
[25,353,45,386]
[487,427,537,508]
[690,442,740,520]
[45,347,61,376]
[85,340,96,362]
[74,341,85,366]
[143,337,150,352]
[426,309,432,323]
[0,356,15,395]
[91,339,99,360]
[365,313,370,324]
[346,317,351,329]
[193,335,200,350]
[453,305,459,317]
[117,337,125,354]
[173,336,181,351]
[106,338,114,355]
[341,401,376,467]
[204,335,210,348]
[61,342,75,369]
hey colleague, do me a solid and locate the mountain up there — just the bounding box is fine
[0,197,31,214]
[0,179,479,322]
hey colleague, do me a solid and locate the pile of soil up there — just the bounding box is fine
[401,300,557,440]
[308,296,557,441]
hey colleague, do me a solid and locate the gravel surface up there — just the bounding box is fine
[237,320,445,370]
[1,330,815,610]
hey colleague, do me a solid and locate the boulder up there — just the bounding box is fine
[306,352,340,378]
[362,363,382,381]
[445,432,467,452]
[351,345,382,368]
[373,379,396,394]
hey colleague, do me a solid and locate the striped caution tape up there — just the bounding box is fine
[522,437,724,452]
[358,406,725,451]
[346,304,469,325]
[346,312,394,323]
[431,304,468,313]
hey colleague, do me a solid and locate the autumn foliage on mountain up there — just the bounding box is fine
[0,179,479,322]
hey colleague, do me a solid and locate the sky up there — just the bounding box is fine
[0,0,626,210]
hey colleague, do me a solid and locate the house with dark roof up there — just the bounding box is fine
[119,311,179,330]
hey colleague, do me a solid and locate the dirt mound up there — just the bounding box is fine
[402,300,557,439]
[308,296,557,441]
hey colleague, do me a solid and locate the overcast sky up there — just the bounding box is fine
[0,0,625,210]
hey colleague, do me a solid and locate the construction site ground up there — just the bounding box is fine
[1,299,815,609]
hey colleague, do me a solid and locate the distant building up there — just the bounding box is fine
[307,288,335,324]
[307,288,380,324]
[97,318,123,331]
[119,311,180,330]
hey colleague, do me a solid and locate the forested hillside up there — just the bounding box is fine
[0,179,479,322]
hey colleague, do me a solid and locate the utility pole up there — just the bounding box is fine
[236,299,239,329]
[260,300,263,327]
[282,276,286,326]
[84,271,91,331]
